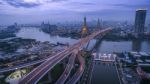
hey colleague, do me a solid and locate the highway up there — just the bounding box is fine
[0,59,44,73]
[19,48,73,84]
[55,50,77,84]
[66,51,85,84]
[0,56,56,73]
[18,28,112,84]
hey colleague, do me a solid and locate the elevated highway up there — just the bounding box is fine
[66,52,85,84]
[55,50,77,84]
[18,28,112,84]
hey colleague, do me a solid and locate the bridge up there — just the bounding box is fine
[18,28,112,84]
[55,51,77,84]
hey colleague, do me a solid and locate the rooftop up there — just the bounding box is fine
[136,9,147,11]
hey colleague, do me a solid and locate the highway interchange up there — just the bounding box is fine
[14,28,112,84]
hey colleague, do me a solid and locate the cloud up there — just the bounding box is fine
[112,3,150,9]
[0,1,3,5]
[69,2,95,6]
[2,0,70,8]
[0,0,150,25]
[3,0,41,8]
[51,0,68,2]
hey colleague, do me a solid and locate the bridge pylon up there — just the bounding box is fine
[97,18,102,30]
[81,17,89,37]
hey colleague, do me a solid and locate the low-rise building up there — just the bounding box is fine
[136,59,143,63]
[145,59,150,63]
[139,52,149,56]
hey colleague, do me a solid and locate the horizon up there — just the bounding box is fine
[0,0,150,25]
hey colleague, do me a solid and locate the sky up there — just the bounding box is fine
[0,0,150,25]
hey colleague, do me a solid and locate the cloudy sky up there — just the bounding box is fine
[0,0,150,25]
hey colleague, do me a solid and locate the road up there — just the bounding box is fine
[66,51,85,84]
[0,56,56,73]
[55,50,77,84]
[80,55,94,84]
[18,28,112,84]
[0,59,44,73]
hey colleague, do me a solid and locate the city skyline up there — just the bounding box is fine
[0,0,150,25]
[1,1,150,84]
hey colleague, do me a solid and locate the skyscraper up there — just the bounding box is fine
[148,24,150,34]
[134,9,147,35]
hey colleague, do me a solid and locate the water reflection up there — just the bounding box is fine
[97,40,150,53]
[16,27,150,52]
[132,40,141,52]
[16,27,78,45]
[142,41,150,52]
[91,61,120,84]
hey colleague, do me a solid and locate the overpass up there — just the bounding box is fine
[55,50,77,84]
[0,55,57,73]
[0,59,44,73]
[18,28,112,84]
[66,51,85,84]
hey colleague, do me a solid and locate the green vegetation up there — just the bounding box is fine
[51,64,64,82]
[0,38,35,53]
[0,32,16,39]
[141,67,150,72]
[38,73,49,83]
[0,67,31,84]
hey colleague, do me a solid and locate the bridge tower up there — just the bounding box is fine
[81,17,88,37]
[97,18,102,30]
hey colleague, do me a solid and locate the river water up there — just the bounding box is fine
[16,27,150,53]
[16,27,150,84]
[16,27,78,45]
[91,62,120,84]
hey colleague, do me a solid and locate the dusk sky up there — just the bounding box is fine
[0,0,150,25]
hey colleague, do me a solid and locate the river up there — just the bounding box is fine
[16,27,78,45]
[91,62,120,84]
[16,27,150,53]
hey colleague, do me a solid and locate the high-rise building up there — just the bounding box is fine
[148,24,150,34]
[81,17,88,37]
[41,22,57,33]
[134,9,147,35]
